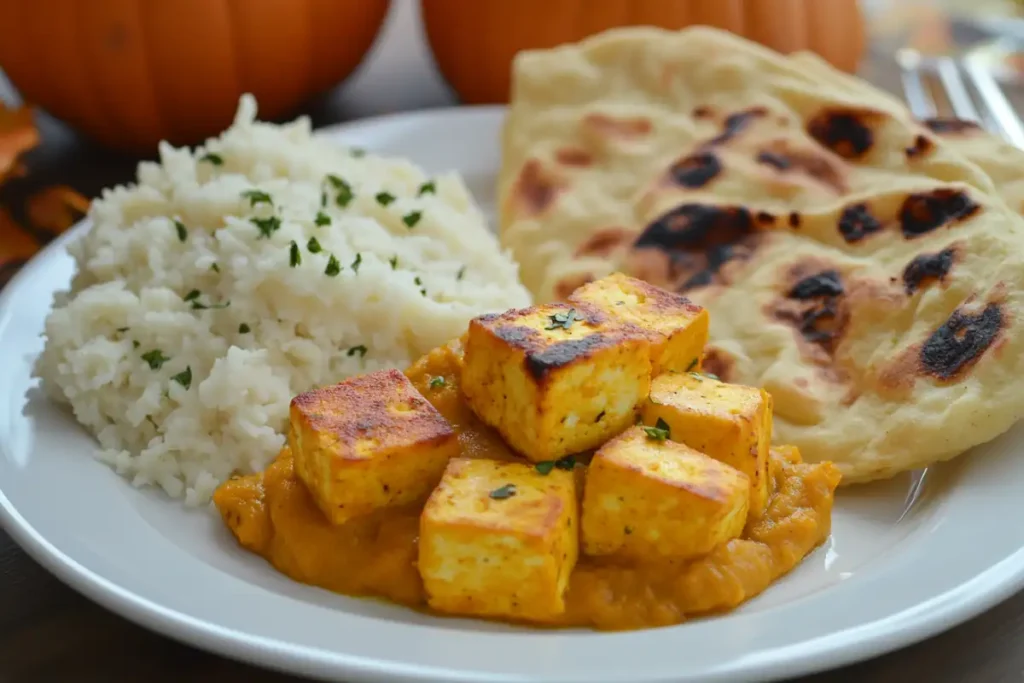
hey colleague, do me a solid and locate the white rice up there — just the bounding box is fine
[36,95,530,505]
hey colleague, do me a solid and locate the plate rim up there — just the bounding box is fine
[2,104,1024,683]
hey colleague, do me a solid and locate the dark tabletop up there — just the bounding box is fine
[2,5,1023,682]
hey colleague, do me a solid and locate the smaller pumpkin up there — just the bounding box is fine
[421,0,866,105]
[0,0,391,153]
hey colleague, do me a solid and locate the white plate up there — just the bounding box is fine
[2,106,1024,683]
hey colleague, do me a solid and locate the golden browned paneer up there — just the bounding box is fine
[569,273,709,375]
[642,372,773,517]
[289,369,458,525]
[461,302,652,462]
[581,426,749,561]
[418,457,578,622]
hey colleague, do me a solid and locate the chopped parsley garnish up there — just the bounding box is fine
[402,211,422,228]
[241,189,273,208]
[210,263,220,273]
[251,216,281,239]
[489,484,517,500]
[132,340,140,349]
[375,191,396,206]
[325,254,341,276]
[307,237,322,253]
[347,345,368,358]
[183,289,201,302]
[642,418,672,441]
[545,308,582,331]
[535,455,575,475]
[350,147,366,158]
[416,276,427,295]
[191,300,230,311]
[174,220,187,242]
[686,357,699,372]
[238,323,251,334]
[351,253,362,273]
[289,241,301,267]
[417,180,436,196]
[116,327,129,333]
[389,255,398,270]
[141,349,170,370]
[326,175,354,208]
[320,190,328,208]
[199,152,223,165]
[456,266,466,281]
[171,366,192,389]
[314,211,330,227]
[429,376,446,389]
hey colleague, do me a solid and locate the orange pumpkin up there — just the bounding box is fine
[0,0,391,153]
[421,0,865,104]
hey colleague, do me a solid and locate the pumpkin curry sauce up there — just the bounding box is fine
[214,340,841,631]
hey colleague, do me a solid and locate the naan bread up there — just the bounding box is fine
[498,26,1024,483]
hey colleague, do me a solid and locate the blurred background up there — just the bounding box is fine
[3,0,1024,284]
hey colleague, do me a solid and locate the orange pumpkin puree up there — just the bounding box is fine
[214,340,841,630]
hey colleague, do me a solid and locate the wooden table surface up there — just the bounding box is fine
[2,4,1024,682]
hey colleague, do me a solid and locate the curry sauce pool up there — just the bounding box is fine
[214,341,840,631]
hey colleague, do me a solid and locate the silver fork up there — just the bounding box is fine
[896,48,1024,147]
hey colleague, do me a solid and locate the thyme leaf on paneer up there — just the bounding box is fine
[489,484,517,500]
[642,418,672,441]
[429,376,446,389]
[545,308,581,331]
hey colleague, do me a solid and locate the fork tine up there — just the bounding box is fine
[962,55,1024,149]
[936,57,982,122]
[896,49,938,119]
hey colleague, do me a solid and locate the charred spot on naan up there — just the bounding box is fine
[668,151,722,189]
[582,113,653,140]
[701,345,735,382]
[920,301,1005,381]
[770,266,849,355]
[905,134,934,160]
[899,189,979,238]
[510,159,563,217]
[902,246,958,295]
[705,107,769,146]
[921,117,981,135]
[573,227,636,260]
[838,203,884,243]
[806,107,885,160]
[754,141,847,194]
[555,148,593,167]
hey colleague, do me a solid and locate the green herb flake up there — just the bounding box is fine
[429,376,446,389]
[239,323,251,334]
[289,241,302,268]
[686,357,699,372]
[191,299,230,311]
[320,190,328,208]
[307,237,322,254]
[171,366,192,390]
[116,327,129,333]
[174,220,187,242]
[350,147,366,158]
[642,417,672,441]
[489,484,517,500]
[389,255,398,270]
[554,455,576,471]
[417,180,436,196]
[200,152,223,166]
[704,372,721,381]
[402,211,422,229]
[210,263,220,273]
[456,266,466,281]
[326,175,354,208]
[240,189,273,208]
[141,349,170,370]
[347,345,368,358]
[535,461,556,475]
[183,289,201,302]
[375,191,396,206]
[325,254,341,277]
[132,340,140,349]
[251,216,281,239]
[351,252,362,273]
[314,211,330,227]
[545,307,582,331]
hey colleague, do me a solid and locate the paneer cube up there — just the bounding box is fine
[569,273,709,375]
[461,302,652,462]
[581,426,749,561]
[289,369,458,525]
[642,372,772,517]
[418,458,578,622]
